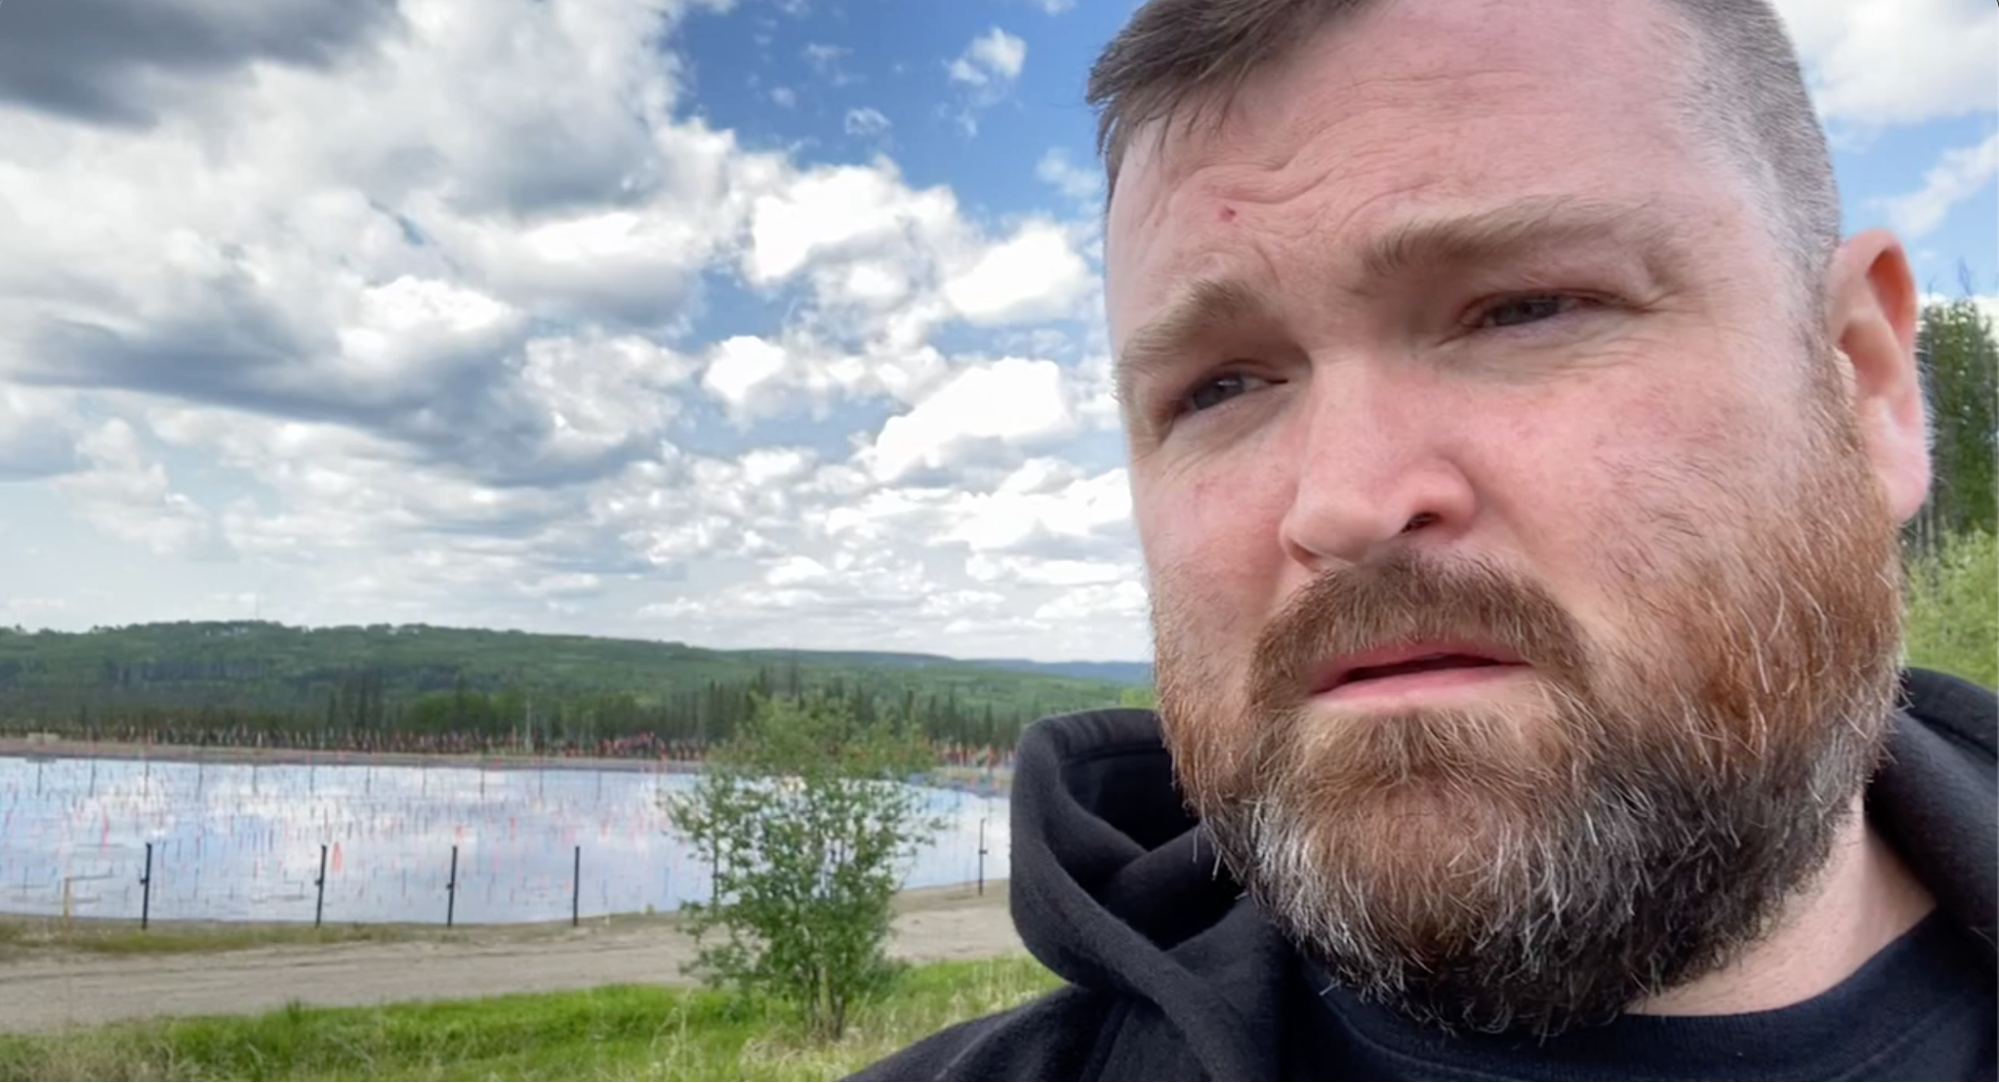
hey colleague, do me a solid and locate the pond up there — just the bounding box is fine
[0,754,1010,925]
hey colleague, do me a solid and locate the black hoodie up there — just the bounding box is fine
[852,668,1997,1080]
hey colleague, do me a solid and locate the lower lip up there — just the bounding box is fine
[1317,664,1529,704]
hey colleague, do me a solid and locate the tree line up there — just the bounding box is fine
[0,655,1114,763]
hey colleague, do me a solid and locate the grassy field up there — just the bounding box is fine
[0,954,1061,1082]
[1904,530,1997,689]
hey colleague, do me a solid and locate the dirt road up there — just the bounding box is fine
[0,884,1022,1034]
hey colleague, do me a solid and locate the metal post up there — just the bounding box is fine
[139,842,153,930]
[977,818,988,896]
[314,844,328,928]
[446,845,458,927]
[572,846,581,927]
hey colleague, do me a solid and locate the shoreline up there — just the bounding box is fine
[0,737,1013,793]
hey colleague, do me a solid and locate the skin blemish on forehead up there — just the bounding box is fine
[1219,205,1237,223]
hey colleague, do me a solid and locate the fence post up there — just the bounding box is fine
[314,844,328,928]
[139,842,153,930]
[977,818,988,896]
[572,845,581,927]
[446,845,459,928]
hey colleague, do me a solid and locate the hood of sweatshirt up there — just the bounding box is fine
[1003,667,1996,1077]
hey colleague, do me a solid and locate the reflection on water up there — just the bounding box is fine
[0,756,1009,925]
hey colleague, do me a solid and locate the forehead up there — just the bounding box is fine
[1103,0,1751,338]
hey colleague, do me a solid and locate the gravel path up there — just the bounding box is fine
[0,884,1022,1034]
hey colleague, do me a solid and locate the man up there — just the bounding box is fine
[857,0,1996,1077]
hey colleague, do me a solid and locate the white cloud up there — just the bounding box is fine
[1034,580,1148,623]
[770,86,797,108]
[0,0,1154,663]
[745,162,954,284]
[0,387,83,480]
[945,28,1028,135]
[1882,132,1999,239]
[517,332,696,461]
[966,552,1129,587]
[334,276,522,386]
[703,335,794,418]
[1036,148,1101,202]
[844,107,891,138]
[1027,0,1077,13]
[867,358,1078,482]
[939,463,1133,553]
[54,420,230,560]
[942,221,1093,324]
[950,29,1028,87]
[1773,0,1998,127]
[698,333,939,422]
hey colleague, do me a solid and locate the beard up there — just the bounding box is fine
[1150,353,1907,1038]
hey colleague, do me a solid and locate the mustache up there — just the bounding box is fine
[1246,549,1593,711]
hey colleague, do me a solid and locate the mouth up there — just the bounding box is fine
[1309,641,1528,697]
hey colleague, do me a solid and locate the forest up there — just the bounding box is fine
[0,621,1150,759]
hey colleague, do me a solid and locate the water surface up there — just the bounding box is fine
[0,755,1010,925]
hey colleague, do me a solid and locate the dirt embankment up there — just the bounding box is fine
[0,884,1022,1034]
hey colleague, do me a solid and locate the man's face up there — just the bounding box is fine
[1108,0,1909,1035]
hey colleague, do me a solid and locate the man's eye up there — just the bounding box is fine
[1181,372,1263,415]
[1475,294,1582,329]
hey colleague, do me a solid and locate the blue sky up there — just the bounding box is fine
[0,0,1992,662]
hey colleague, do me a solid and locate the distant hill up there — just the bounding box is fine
[732,649,1152,686]
[964,658,1153,686]
[0,621,1152,751]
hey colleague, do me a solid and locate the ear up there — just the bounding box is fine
[1824,229,1930,524]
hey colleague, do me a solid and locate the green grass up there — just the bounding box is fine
[1904,530,1997,689]
[0,955,1062,1082]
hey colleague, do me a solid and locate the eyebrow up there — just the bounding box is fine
[1112,196,1682,407]
[1114,276,1271,409]
[1360,196,1681,284]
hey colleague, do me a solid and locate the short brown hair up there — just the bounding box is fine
[1086,0,1840,302]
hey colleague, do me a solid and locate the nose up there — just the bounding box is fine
[1276,366,1476,573]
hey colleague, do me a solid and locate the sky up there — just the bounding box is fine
[0,0,1993,664]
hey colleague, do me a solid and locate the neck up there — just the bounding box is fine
[1635,796,1934,1017]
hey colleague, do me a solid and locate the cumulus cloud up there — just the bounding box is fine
[739,159,1094,348]
[0,0,1147,662]
[1882,132,1999,239]
[945,28,1027,135]
[942,221,1093,324]
[0,0,745,481]
[0,387,83,480]
[1773,0,1997,127]
[937,463,1134,555]
[54,420,230,560]
[0,0,403,127]
[949,29,1027,87]
[866,359,1078,482]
